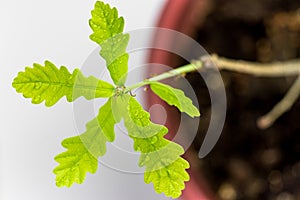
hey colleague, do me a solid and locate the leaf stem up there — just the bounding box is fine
[125,62,202,93]
[126,53,300,94]
[125,53,300,129]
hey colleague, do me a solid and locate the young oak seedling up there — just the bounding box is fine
[12,1,200,198]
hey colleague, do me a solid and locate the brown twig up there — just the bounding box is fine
[257,75,300,129]
[208,54,300,77]
[201,54,300,129]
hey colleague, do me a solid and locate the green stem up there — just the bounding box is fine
[125,62,202,93]
[125,53,300,93]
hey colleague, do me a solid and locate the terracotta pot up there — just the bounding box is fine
[146,0,215,199]
[147,0,300,199]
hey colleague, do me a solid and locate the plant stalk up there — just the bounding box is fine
[125,62,202,93]
[208,54,300,77]
[126,54,300,93]
[125,54,300,129]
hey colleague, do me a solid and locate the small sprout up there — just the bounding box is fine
[12,1,200,198]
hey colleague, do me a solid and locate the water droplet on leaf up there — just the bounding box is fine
[52,87,58,92]
[151,136,158,144]
[144,156,150,163]
[35,82,42,89]
[33,95,42,103]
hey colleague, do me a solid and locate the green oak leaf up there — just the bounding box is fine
[98,97,119,142]
[54,142,98,187]
[111,93,130,122]
[150,82,200,117]
[144,157,190,198]
[89,1,124,44]
[100,34,129,86]
[12,61,114,107]
[53,117,107,187]
[54,97,119,186]
[89,1,129,86]
[124,94,167,139]
[124,96,190,198]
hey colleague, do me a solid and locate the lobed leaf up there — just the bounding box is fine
[53,97,119,187]
[150,82,200,117]
[12,61,114,107]
[124,96,190,198]
[53,117,107,187]
[89,1,124,44]
[99,34,129,86]
[89,1,129,86]
[144,157,190,198]
[124,95,167,139]
[97,97,119,142]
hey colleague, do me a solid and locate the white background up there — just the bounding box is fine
[0,1,171,200]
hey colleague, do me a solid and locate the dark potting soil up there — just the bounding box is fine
[182,1,300,199]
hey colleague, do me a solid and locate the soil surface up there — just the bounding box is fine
[182,1,300,199]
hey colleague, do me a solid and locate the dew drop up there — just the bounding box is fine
[46,100,54,106]
[135,145,141,152]
[52,87,58,92]
[151,136,158,144]
[159,169,168,177]
[33,95,42,103]
[144,156,150,163]
[35,82,42,89]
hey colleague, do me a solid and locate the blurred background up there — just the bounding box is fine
[147,0,300,199]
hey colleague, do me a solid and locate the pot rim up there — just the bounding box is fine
[146,0,215,200]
